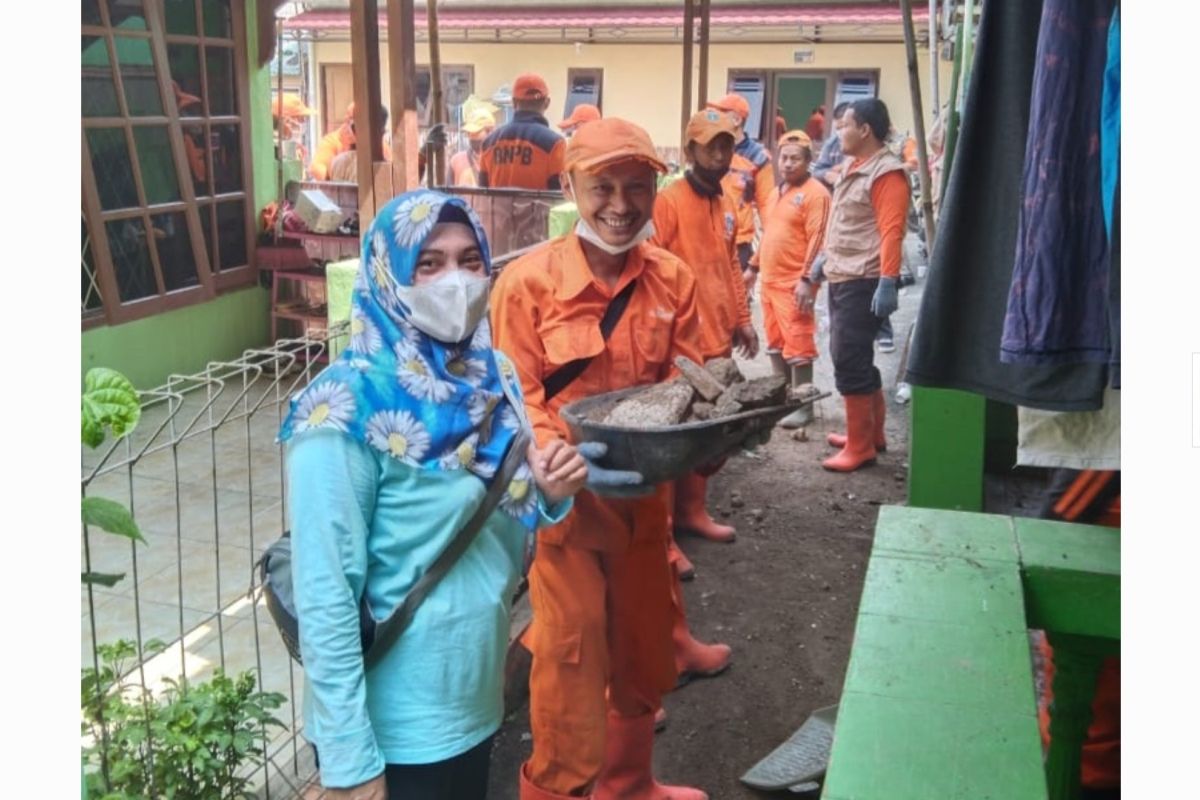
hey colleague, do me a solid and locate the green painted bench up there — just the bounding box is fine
[822,505,1119,800]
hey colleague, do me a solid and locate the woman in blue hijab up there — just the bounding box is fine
[280,191,586,800]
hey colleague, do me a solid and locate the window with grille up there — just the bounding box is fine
[415,65,475,127]
[81,0,255,329]
[564,69,603,119]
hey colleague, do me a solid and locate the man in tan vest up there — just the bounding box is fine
[799,98,909,472]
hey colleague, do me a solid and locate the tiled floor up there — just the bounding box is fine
[82,372,315,796]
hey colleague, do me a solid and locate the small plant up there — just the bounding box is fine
[81,367,145,587]
[82,640,286,799]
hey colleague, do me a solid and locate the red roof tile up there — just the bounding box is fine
[284,4,927,32]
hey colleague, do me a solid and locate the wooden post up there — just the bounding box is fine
[426,0,445,187]
[350,0,385,228]
[680,0,694,146]
[697,0,710,110]
[387,0,420,196]
[929,0,939,115]
[940,22,965,201]
[900,0,937,246]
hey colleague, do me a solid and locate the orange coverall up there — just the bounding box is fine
[650,177,751,360]
[756,176,831,362]
[723,153,759,247]
[309,122,355,181]
[491,234,705,795]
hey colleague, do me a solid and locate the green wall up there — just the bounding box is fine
[82,286,270,390]
[82,2,279,391]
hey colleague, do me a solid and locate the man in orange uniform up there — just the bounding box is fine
[804,98,908,472]
[492,118,710,800]
[652,109,758,548]
[448,109,496,186]
[479,73,566,190]
[309,102,356,181]
[559,103,601,137]
[754,130,831,430]
[707,93,779,294]
[805,105,827,143]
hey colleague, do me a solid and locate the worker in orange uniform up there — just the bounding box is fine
[492,118,714,800]
[559,103,601,137]
[805,105,826,143]
[478,73,566,190]
[707,93,779,294]
[652,108,758,549]
[448,109,496,186]
[804,98,908,472]
[753,130,831,430]
[309,102,356,180]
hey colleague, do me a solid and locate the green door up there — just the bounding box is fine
[775,75,829,141]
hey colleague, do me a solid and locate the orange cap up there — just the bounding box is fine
[563,117,667,176]
[272,92,316,118]
[778,129,813,149]
[512,73,550,101]
[685,108,738,146]
[706,93,751,122]
[560,103,601,131]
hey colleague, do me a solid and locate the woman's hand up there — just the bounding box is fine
[528,439,588,505]
[321,773,387,800]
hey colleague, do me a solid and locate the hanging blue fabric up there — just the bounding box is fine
[1100,8,1120,242]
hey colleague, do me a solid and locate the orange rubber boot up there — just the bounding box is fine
[520,761,587,800]
[667,536,696,582]
[822,394,878,472]
[592,712,709,800]
[826,389,887,451]
[671,571,731,685]
[673,471,735,543]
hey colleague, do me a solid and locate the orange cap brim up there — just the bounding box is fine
[566,149,667,176]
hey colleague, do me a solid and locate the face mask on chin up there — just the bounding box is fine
[389,269,491,344]
[568,175,656,256]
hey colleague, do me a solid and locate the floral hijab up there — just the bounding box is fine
[279,191,539,529]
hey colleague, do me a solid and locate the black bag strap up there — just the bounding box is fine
[543,279,637,402]
[363,425,531,668]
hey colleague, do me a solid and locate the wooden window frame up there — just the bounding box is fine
[728,68,881,150]
[564,68,604,117]
[81,0,257,329]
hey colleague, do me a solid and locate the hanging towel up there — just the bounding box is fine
[906,0,1108,411]
[1000,0,1116,368]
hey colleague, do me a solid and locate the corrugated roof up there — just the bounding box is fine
[284,3,927,32]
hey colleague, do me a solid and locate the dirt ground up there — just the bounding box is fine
[486,281,922,799]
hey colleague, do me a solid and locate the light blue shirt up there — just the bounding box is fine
[287,430,570,787]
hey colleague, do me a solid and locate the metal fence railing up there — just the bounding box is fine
[82,326,348,798]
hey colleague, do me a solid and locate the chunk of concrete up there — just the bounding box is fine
[723,375,788,411]
[675,356,727,401]
[704,357,745,387]
[603,380,696,428]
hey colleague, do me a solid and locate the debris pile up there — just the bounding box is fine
[595,357,789,429]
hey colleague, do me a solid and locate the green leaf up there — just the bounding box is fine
[81,497,145,544]
[81,367,141,449]
[81,571,126,587]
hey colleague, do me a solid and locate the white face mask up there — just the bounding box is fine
[573,218,656,256]
[390,269,490,344]
[567,174,656,256]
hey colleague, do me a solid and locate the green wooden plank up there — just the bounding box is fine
[1014,518,1120,576]
[908,388,986,511]
[842,613,1036,712]
[875,506,1019,564]
[823,692,1047,800]
[1022,567,1120,641]
[858,553,1026,631]
[1015,518,1120,639]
